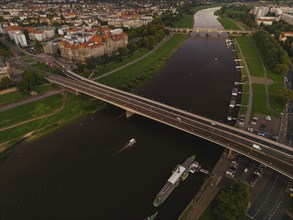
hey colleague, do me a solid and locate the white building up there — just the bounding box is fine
[14,32,28,47]
[281,13,293,26]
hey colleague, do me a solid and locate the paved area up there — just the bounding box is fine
[246,169,288,220]
[251,76,274,85]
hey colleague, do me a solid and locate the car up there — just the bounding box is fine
[247,127,253,132]
[211,122,216,126]
[271,135,278,141]
[176,117,181,121]
[251,121,256,125]
[252,144,262,150]
[252,117,258,121]
[258,131,265,137]
[244,168,249,173]
[265,116,271,121]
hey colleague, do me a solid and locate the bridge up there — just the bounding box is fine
[165,27,255,36]
[45,72,293,179]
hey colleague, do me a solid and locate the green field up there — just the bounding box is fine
[239,84,249,114]
[174,14,194,28]
[217,16,240,30]
[268,83,284,114]
[0,94,63,128]
[98,34,187,88]
[0,84,56,105]
[252,84,276,116]
[98,48,150,75]
[235,36,264,77]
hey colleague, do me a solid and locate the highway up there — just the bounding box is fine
[45,72,293,179]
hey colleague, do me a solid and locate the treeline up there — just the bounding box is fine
[0,41,12,58]
[254,30,291,75]
[261,21,293,58]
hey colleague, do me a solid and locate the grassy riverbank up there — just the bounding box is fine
[235,36,284,117]
[98,34,187,89]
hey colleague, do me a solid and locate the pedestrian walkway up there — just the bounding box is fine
[179,151,232,220]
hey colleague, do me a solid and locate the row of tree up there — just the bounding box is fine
[261,21,293,58]
[16,70,44,93]
[254,30,291,75]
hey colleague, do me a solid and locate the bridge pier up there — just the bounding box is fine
[75,90,80,95]
[126,110,134,118]
[227,149,233,157]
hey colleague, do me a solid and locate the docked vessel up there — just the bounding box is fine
[153,155,196,207]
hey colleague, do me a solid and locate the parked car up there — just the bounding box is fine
[265,115,272,121]
[247,127,253,132]
[258,131,265,137]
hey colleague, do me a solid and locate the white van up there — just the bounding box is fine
[252,144,261,150]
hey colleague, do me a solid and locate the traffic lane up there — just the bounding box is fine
[247,170,287,219]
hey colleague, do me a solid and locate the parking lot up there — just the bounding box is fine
[246,113,280,141]
[224,154,266,187]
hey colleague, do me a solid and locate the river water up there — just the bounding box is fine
[0,8,240,220]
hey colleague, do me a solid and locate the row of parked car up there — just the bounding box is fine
[247,163,266,186]
[226,158,240,177]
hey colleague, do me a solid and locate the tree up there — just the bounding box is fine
[17,70,43,93]
[0,77,12,89]
[274,63,289,75]
[214,181,250,220]
[279,87,293,103]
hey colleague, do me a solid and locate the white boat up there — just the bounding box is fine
[129,138,136,145]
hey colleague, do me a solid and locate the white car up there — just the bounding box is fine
[247,127,253,132]
[265,116,271,121]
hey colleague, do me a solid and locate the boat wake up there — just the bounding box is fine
[113,138,136,156]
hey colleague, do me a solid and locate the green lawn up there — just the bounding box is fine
[99,48,149,74]
[174,14,194,28]
[235,36,264,77]
[0,84,56,105]
[217,16,240,30]
[268,83,284,114]
[0,94,105,146]
[98,34,187,88]
[252,84,276,116]
[0,94,63,129]
[240,84,249,114]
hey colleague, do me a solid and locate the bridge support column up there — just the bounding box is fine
[75,90,80,95]
[126,110,134,118]
[227,149,233,157]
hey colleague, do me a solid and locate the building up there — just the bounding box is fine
[43,38,63,54]
[13,31,28,47]
[0,58,11,81]
[256,17,276,26]
[279,32,293,42]
[281,13,293,26]
[59,31,128,62]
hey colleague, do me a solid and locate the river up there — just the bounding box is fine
[0,8,240,220]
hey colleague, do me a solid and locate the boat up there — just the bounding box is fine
[153,155,196,207]
[144,211,158,220]
[129,138,136,145]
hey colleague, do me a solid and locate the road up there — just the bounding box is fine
[45,73,293,179]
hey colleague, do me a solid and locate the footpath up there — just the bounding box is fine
[179,151,232,220]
